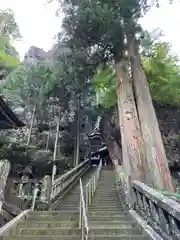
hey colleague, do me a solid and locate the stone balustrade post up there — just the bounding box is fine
[40,175,52,208]
[0,160,11,212]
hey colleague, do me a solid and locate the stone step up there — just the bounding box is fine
[89,221,136,228]
[59,200,80,204]
[93,193,117,196]
[57,205,79,209]
[18,228,81,236]
[91,200,120,204]
[3,235,80,240]
[90,203,121,207]
[58,202,80,206]
[97,183,115,186]
[88,211,128,216]
[27,211,79,221]
[94,194,118,201]
[88,207,124,211]
[99,176,115,178]
[97,181,115,183]
[17,220,78,229]
[93,192,117,195]
[3,235,146,240]
[28,211,78,216]
[89,204,122,208]
[96,181,116,183]
[54,198,80,205]
[55,206,79,211]
[98,177,115,179]
[88,227,141,235]
[91,199,119,202]
[92,197,118,200]
[95,186,116,188]
[57,205,80,209]
[94,191,117,194]
[87,236,147,240]
[88,215,131,221]
[95,192,116,195]
[97,182,115,184]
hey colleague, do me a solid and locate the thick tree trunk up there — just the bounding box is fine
[115,59,146,182]
[127,33,174,191]
[116,92,131,175]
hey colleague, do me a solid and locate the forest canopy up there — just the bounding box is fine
[93,31,180,108]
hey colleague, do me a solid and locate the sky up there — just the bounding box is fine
[1,0,180,58]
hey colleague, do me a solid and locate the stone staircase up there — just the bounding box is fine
[54,167,95,211]
[2,168,95,240]
[87,166,148,239]
[1,166,150,240]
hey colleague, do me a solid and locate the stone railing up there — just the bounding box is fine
[132,181,180,240]
[0,159,90,215]
[85,159,102,211]
[51,159,90,204]
[116,167,180,240]
[0,160,33,224]
[6,176,51,211]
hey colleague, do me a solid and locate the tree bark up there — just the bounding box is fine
[116,93,131,175]
[127,32,174,191]
[115,59,146,182]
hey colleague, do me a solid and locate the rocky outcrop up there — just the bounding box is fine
[24,44,71,63]
[24,46,48,62]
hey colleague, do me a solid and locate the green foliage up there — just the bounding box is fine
[0,8,20,79]
[58,0,180,109]
[143,43,180,104]
[0,62,55,108]
[93,66,116,108]
[0,47,95,114]
[93,38,180,107]
[61,0,125,62]
[0,49,19,66]
[0,8,21,39]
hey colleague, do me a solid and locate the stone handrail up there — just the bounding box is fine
[116,166,180,240]
[85,159,102,211]
[79,178,89,240]
[9,160,90,211]
[132,181,180,240]
[51,159,90,201]
[0,209,30,236]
